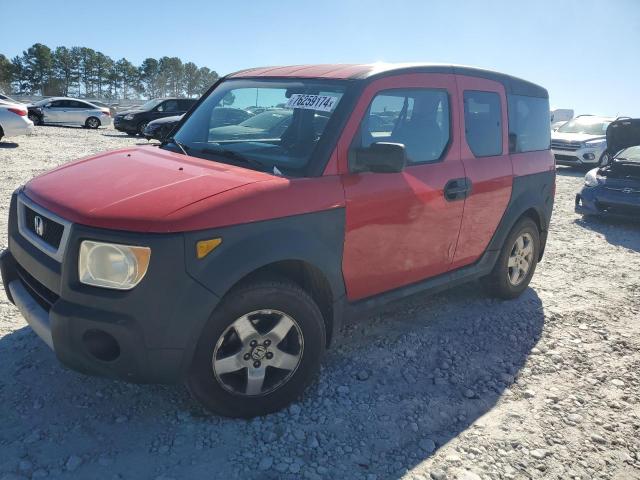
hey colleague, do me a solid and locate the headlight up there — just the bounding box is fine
[584,168,600,187]
[583,139,606,149]
[79,241,151,290]
[124,114,135,120]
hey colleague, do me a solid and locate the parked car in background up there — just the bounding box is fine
[113,98,196,136]
[143,114,183,141]
[209,108,293,141]
[27,98,112,129]
[1,63,554,418]
[0,93,24,104]
[576,118,640,220]
[209,107,252,126]
[551,115,615,168]
[0,102,34,141]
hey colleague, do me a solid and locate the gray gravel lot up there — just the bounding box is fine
[0,126,639,480]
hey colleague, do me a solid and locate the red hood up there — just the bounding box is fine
[24,146,274,232]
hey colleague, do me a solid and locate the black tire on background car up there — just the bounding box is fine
[28,112,42,125]
[138,122,148,135]
[187,278,326,418]
[85,117,101,129]
[485,217,540,299]
[599,152,610,167]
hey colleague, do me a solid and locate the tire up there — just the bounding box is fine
[485,217,540,299]
[85,117,100,129]
[137,122,148,135]
[28,112,42,125]
[186,278,326,418]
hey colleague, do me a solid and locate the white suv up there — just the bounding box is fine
[551,115,614,168]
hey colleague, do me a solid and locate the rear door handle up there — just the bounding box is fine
[444,178,472,201]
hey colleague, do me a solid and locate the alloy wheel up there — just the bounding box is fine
[507,232,534,286]
[212,310,304,396]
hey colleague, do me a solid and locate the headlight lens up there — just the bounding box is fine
[583,139,606,149]
[79,241,151,290]
[124,114,135,120]
[584,168,600,187]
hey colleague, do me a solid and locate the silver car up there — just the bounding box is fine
[28,97,112,129]
[0,101,34,141]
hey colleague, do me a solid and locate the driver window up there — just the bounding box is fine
[355,88,450,164]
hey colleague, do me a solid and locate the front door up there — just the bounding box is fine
[340,74,467,301]
[43,100,68,123]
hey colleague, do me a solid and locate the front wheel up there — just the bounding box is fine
[485,217,540,299]
[137,122,148,135]
[187,278,326,418]
[28,112,42,125]
[599,152,610,167]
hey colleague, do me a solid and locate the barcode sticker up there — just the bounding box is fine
[285,94,338,112]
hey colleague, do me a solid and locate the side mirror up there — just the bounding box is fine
[351,142,406,173]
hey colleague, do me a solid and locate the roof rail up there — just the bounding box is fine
[615,116,632,120]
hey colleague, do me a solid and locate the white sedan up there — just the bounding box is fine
[0,101,34,141]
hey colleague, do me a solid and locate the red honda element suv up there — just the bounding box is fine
[1,64,554,417]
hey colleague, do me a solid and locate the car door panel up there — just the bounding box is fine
[339,73,466,301]
[43,101,66,123]
[450,75,513,269]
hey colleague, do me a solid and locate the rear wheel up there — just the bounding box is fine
[485,217,540,299]
[187,278,326,418]
[85,117,100,129]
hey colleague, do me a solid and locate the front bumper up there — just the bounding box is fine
[1,192,220,384]
[575,185,640,220]
[553,145,606,167]
[113,117,138,132]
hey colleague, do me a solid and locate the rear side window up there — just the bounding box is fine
[508,95,550,153]
[463,90,502,157]
[355,88,450,164]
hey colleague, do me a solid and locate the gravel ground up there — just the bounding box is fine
[0,126,639,480]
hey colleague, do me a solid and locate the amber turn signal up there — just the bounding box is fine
[196,238,222,259]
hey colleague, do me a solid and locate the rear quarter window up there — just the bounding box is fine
[463,91,503,157]
[508,95,550,153]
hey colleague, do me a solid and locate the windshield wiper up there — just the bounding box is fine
[198,146,267,171]
[161,137,190,157]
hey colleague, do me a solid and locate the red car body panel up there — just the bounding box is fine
[450,75,513,268]
[24,146,345,233]
[336,73,467,300]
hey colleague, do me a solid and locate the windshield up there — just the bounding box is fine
[557,117,611,135]
[616,145,640,163]
[140,99,164,110]
[168,79,347,176]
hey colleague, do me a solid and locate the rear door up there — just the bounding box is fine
[450,75,513,268]
[340,73,467,301]
[68,101,93,124]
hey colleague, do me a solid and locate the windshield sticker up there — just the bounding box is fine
[285,94,338,112]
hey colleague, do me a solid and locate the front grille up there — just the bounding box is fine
[24,205,64,249]
[555,154,579,162]
[596,201,640,217]
[15,263,59,312]
[551,140,582,151]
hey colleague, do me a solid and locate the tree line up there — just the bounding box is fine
[0,43,220,100]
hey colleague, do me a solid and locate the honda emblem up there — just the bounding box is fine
[34,215,45,237]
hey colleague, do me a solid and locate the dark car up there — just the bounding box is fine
[209,109,293,141]
[143,114,183,141]
[114,98,196,136]
[576,118,640,220]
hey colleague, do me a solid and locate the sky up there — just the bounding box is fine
[1,0,639,117]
